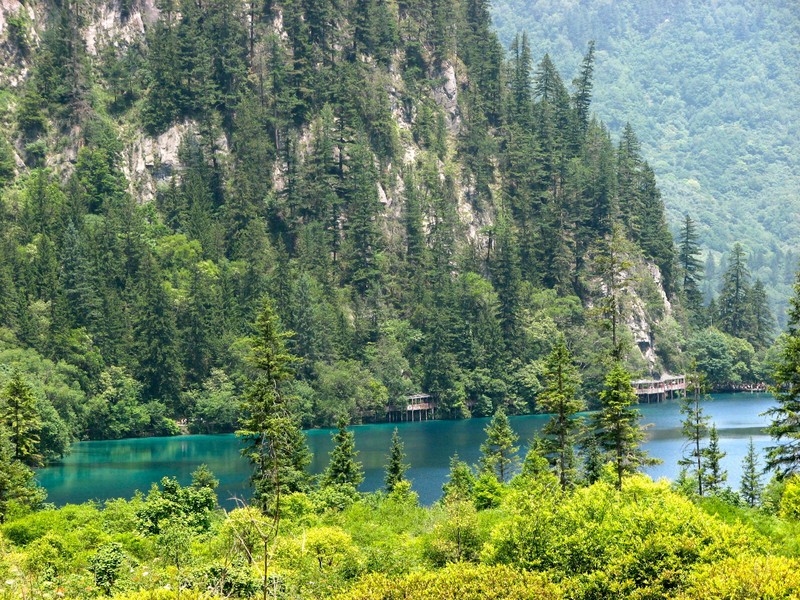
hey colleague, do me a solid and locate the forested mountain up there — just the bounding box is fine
[492,0,800,324]
[0,0,776,456]
[3,2,800,598]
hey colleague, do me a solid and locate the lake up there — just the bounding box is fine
[37,392,776,507]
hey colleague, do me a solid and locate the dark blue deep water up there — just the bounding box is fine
[37,393,774,507]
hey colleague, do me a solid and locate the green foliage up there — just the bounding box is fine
[703,424,728,494]
[384,428,409,493]
[679,370,710,496]
[491,0,800,324]
[767,270,800,478]
[677,555,800,600]
[0,369,41,465]
[335,563,563,599]
[479,408,520,483]
[740,438,763,508]
[136,467,218,534]
[90,541,124,594]
[779,477,800,521]
[237,299,310,512]
[593,362,657,489]
[0,428,46,523]
[537,337,584,488]
[321,418,364,490]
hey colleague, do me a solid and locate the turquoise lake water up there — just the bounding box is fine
[37,393,775,507]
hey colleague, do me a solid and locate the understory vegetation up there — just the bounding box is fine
[1,469,800,599]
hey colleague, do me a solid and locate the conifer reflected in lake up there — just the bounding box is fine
[38,393,774,508]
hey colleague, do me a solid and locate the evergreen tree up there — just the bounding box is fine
[581,435,604,485]
[766,269,800,477]
[678,368,709,496]
[594,362,657,489]
[0,370,41,465]
[342,141,383,294]
[442,453,476,501]
[703,424,727,493]
[593,223,634,358]
[571,40,595,145]
[479,407,519,483]
[740,437,762,507]
[384,427,409,493]
[0,428,46,523]
[537,337,584,489]
[718,243,751,339]
[321,417,364,489]
[133,256,184,411]
[637,164,675,295]
[237,299,311,513]
[616,124,644,239]
[747,279,774,350]
[678,214,704,315]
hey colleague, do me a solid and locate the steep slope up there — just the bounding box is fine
[492,0,799,321]
[0,0,680,448]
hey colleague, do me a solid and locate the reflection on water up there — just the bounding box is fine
[37,393,775,507]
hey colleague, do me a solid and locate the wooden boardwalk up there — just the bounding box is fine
[632,375,686,402]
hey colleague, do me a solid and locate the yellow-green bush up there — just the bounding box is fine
[678,555,800,599]
[335,563,564,600]
[779,477,800,521]
[485,476,761,598]
[111,590,221,600]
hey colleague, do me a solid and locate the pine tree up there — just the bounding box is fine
[0,370,41,465]
[342,141,383,294]
[479,407,519,483]
[594,362,657,489]
[442,453,476,501]
[581,435,604,485]
[703,424,727,493]
[237,299,311,513]
[747,279,774,350]
[678,214,704,315]
[321,417,364,489]
[385,427,409,493]
[133,256,183,411]
[740,437,763,507]
[593,223,634,359]
[537,337,584,489]
[0,428,46,523]
[571,40,595,145]
[616,124,644,239]
[678,368,710,496]
[718,243,751,339]
[766,269,800,477]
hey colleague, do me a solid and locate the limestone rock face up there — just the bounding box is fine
[432,61,461,134]
[123,122,194,203]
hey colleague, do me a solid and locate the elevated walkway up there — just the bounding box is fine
[631,375,686,402]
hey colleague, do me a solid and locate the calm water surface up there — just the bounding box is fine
[38,393,775,507]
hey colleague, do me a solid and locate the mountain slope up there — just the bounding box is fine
[492,0,799,321]
[0,0,702,450]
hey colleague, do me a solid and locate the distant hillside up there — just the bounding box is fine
[492,0,800,323]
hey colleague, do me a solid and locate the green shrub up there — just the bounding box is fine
[334,563,564,599]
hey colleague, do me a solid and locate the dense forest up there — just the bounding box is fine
[0,0,781,461]
[1,0,800,597]
[492,0,800,325]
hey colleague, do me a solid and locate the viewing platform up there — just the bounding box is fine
[387,394,435,422]
[632,375,686,403]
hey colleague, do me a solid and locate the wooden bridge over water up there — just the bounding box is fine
[632,375,686,403]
